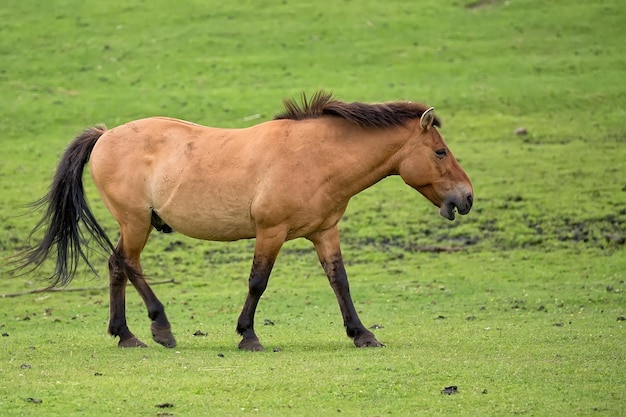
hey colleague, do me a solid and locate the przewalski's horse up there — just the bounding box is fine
[17,91,473,350]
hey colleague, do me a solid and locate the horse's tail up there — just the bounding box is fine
[14,125,116,287]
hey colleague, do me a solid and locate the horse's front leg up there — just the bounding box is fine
[310,227,383,348]
[236,228,285,351]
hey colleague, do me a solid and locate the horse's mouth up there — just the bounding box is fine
[439,198,472,221]
[439,202,457,221]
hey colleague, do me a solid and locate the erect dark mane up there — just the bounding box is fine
[274,90,441,128]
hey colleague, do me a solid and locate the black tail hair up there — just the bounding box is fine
[12,125,117,287]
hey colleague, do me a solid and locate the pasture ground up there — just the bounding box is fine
[1,0,625,416]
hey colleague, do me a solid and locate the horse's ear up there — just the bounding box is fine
[420,107,435,131]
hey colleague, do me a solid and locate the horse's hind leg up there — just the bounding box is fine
[309,226,383,348]
[108,252,146,347]
[111,220,176,348]
[128,267,176,348]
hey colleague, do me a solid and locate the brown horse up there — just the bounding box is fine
[17,91,473,351]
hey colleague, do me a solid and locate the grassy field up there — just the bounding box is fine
[1,0,625,416]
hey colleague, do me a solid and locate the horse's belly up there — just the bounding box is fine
[167,216,255,241]
[153,190,256,241]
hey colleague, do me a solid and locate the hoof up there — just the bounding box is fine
[151,323,177,348]
[238,338,265,351]
[354,332,384,348]
[118,336,148,348]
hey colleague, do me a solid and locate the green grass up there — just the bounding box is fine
[2,251,624,416]
[1,0,625,416]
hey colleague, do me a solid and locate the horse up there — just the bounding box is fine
[16,91,473,351]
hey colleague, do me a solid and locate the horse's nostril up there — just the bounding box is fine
[466,194,473,207]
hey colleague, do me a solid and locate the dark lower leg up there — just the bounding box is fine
[128,272,176,348]
[322,254,383,348]
[236,255,274,351]
[108,255,146,347]
[311,228,382,347]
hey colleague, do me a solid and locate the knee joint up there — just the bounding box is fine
[248,276,268,297]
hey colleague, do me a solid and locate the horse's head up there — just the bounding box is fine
[397,108,473,220]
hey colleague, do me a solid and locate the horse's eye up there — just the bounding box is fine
[435,148,447,158]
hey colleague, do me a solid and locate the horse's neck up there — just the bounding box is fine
[324,123,409,197]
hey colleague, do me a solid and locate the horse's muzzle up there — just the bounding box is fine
[439,193,473,221]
